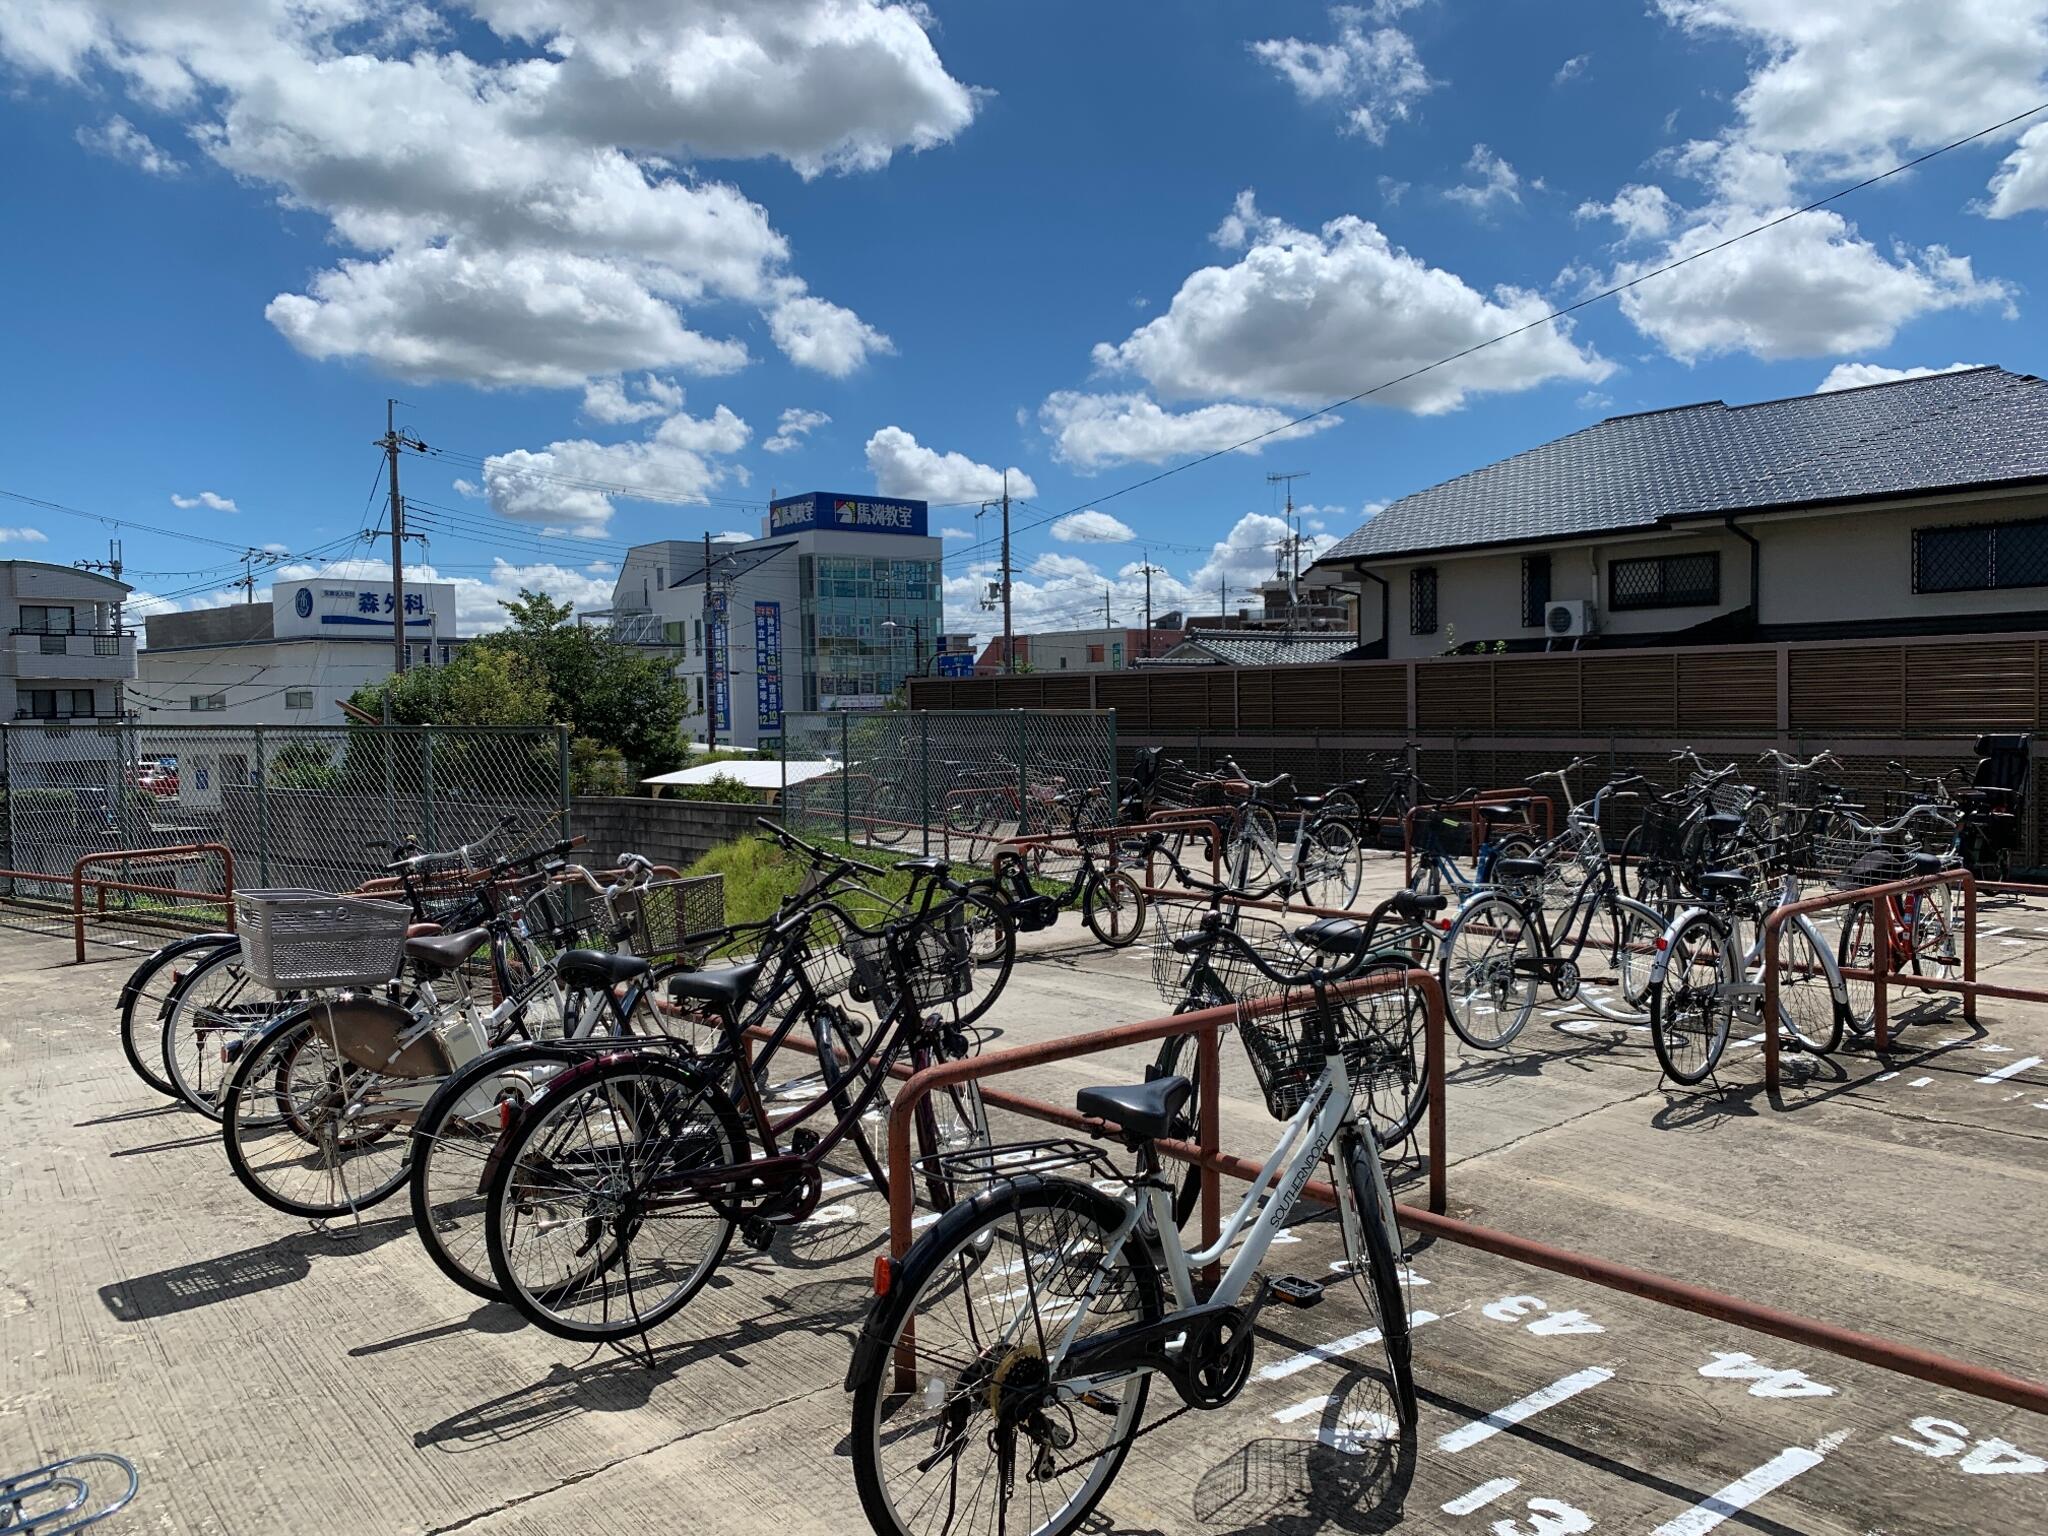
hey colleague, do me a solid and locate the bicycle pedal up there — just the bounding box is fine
[739,1218,776,1252]
[1268,1275,1325,1309]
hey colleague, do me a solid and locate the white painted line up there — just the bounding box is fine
[1980,925,2015,937]
[1257,1310,1439,1381]
[1978,1055,2043,1084]
[1648,1433,1847,1536]
[819,1174,874,1195]
[1273,1394,1332,1425]
[1555,1020,1602,1034]
[1908,1076,1934,1088]
[1321,1414,1401,1452]
[1442,1478,1521,1516]
[1874,1070,1898,1081]
[1437,1366,1617,1453]
[2001,939,2027,947]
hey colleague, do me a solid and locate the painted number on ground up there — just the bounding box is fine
[1482,1294,1606,1336]
[1699,1351,1837,1398]
[1892,1418,2048,1475]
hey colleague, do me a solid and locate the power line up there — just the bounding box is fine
[939,97,2048,570]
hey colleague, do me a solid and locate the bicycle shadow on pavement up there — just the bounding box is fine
[1191,1369,1416,1534]
[98,1214,414,1321]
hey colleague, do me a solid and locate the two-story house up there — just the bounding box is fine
[0,561,137,722]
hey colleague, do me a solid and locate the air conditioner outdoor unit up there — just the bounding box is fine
[1545,600,1597,638]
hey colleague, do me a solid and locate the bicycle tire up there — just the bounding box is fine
[1580,896,1665,1024]
[944,890,1015,1028]
[1835,899,1878,1037]
[1774,918,1844,1056]
[1341,1132,1418,1435]
[409,1039,595,1299]
[1618,824,1645,900]
[119,933,234,1098]
[849,1176,1160,1536]
[485,1052,743,1342]
[1081,868,1149,948]
[1649,912,1735,1084]
[160,939,294,1122]
[1301,817,1365,909]
[219,1004,414,1218]
[1438,893,1540,1049]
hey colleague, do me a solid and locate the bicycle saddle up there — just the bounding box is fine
[1493,857,1546,882]
[1292,793,1328,811]
[892,856,951,878]
[1696,870,1753,897]
[1703,812,1748,834]
[1476,800,1529,821]
[1905,851,1950,875]
[667,960,764,1011]
[404,928,489,972]
[1387,890,1448,921]
[1077,1074,1192,1142]
[556,949,652,988]
[1298,916,1372,954]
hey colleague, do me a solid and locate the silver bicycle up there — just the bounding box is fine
[845,926,1417,1536]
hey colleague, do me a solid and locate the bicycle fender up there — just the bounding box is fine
[1645,906,1709,986]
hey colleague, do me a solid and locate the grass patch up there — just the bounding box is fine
[685,831,1074,930]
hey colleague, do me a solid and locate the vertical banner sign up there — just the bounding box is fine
[755,601,783,731]
[706,587,730,732]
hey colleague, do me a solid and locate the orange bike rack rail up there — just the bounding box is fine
[72,843,235,963]
[884,964,2048,1417]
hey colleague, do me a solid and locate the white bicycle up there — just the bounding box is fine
[845,923,1417,1536]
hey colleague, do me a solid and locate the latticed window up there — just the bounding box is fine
[1409,567,1438,634]
[1913,518,2048,593]
[1609,551,1719,611]
[1520,554,1552,628]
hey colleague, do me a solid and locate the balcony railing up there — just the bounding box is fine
[11,627,133,657]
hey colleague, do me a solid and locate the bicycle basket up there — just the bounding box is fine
[1635,805,1690,866]
[235,889,411,991]
[1807,825,1916,890]
[1237,981,1423,1122]
[846,918,974,1010]
[612,875,727,962]
[1147,902,1314,1010]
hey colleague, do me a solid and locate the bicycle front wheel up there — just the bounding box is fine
[1081,868,1149,948]
[1649,913,1736,1084]
[1775,918,1844,1056]
[1835,899,1878,1037]
[1300,818,1365,910]
[120,934,235,1098]
[160,940,291,1121]
[1439,893,1540,1049]
[849,1177,1161,1536]
[1581,896,1665,1023]
[486,1054,743,1342]
[1338,1130,1418,1437]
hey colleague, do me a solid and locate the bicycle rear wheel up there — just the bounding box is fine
[486,1053,742,1341]
[1581,896,1664,1023]
[1649,913,1736,1084]
[1081,868,1148,947]
[1338,1129,1418,1436]
[1774,918,1844,1056]
[1300,818,1365,909]
[119,934,234,1098]
[849,1177,1160,1536]
[1835,899,1878,1037]
[160,940,296,1121]
[1438,893,1540,1049]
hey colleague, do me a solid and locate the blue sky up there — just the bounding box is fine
[2,0,2045,637]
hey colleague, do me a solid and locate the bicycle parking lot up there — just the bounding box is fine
[7,841,2047,1535]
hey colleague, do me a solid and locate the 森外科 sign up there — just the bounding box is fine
[768,492,927,538]
[296,586,432,625]
[755,601,782,731]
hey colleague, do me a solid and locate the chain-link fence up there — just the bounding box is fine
[780,709,1117,866]
[0,722,570,948]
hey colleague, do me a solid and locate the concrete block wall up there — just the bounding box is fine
[568,796,769,870]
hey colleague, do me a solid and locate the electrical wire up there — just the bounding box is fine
[939,98,2048,571]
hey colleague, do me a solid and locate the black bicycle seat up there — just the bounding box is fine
[1298,916,1371,954]
[1494,857,1546,882]
[667,960,764,1011]
[404,928,489,972]
[1704,812,1748,834]
[557,949,653,988]
[1905,851,1950,876]
[1388,890,1449,921]
[1696,870,1752,897]
[1292,793,1328,812]
[1476,800,1529,822]
[1077,1075,1192,1142]
[892,857,951,878]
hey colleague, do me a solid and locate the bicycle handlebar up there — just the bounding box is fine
[754,815,889,878]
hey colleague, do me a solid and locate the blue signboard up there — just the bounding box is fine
[768,492,928,538]
[936,652,976,678]
[706,589,730,732]
[754,601,783,731]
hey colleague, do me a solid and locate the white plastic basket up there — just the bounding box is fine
[235,888,412,991]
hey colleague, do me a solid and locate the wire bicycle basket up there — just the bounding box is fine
[234,889,412,991]
[1236,982,1422,1123]
[847,917,975,1011]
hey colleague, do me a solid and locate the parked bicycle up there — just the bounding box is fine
[844,953,1417,1536]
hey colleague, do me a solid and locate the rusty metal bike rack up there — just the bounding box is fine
[884,962,2048,1418]
[1403,790,1557,886]
[71,843,236,962]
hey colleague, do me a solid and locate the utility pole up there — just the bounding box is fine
[702,530,716,750]
[75,539,124,718]
[379,400,427,676]
[979,472,1015,673]
[1103,585,1111,628]
[1142,554,1154,662]
[1268,471,1308,607]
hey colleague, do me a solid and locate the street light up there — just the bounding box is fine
[881,617,926,678]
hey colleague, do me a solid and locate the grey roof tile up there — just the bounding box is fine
[1161,631,1359,666]
[1318,366,2048,566]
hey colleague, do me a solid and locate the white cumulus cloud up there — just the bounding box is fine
[1093,191,1610,413]
[475,404,752,534]
[865,427,1038,505]
[763,407,831,455]
[76,114,182,174]
[1251,3,1434,144]
[171,490,238,512]
[1814,361,1989,392]
[1050,511,1135,544]
[1444,144,1526,212]
[1039,390,1340,470]
[0,527,50,543]
[767,295,894,378]
[581,374,685,424]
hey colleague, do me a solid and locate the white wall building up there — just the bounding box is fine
[0,561,137,723]
[137,578,463,726]
[624,492,941,751]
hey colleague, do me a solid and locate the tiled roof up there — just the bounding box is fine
[1318,366,2048,566]
[1161,631,1360,666]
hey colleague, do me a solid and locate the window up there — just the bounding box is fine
[70,689,94,717]
[1520,555,1552,629]
[18,605,74,635]
[1913,517,2048,593]
[1087,644,1105,664]
[285,689,314,710]
[1409,567,1438,635]
[694,676,705,715]
[24,689,93,718]
[440,645,452,666]
[693,618,703,656]
[1609,551,1720,611]
[190,693,226,712]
